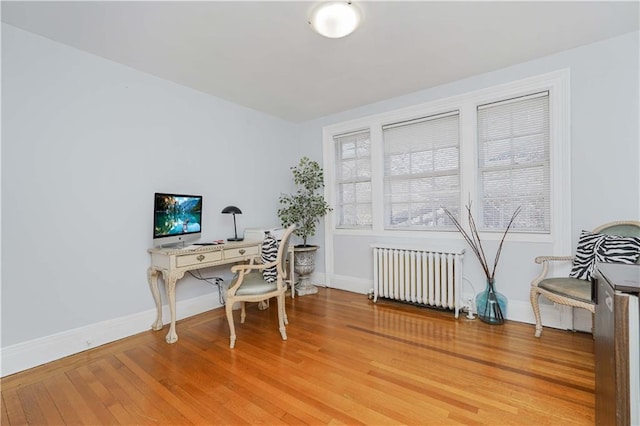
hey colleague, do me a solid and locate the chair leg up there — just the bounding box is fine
[240,302,246,324]
[283,298,289,325]
[277,294,287,341]
[530,287,543,338]
[225,302,237,349]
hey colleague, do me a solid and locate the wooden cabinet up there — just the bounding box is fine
[594,263,640,426]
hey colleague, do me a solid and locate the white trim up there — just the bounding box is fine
[324,273,570,332]
[508,299,571,331]
[326,273,372,294]
[323,70,572,282]
[477,90,549,110]
[333,128,370,138]
[330,224,554,242]
[308,271,327,288]
[323,126,336,285]
[370,126,385,232]
[382,109,460,129]
[370,243,465,255]
[0,293,223,377]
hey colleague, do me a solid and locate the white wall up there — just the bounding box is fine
[298,31,639,327]
[1,24,300,374]
[2,23,638,375]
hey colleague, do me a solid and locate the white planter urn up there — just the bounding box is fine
[293,245,319,296]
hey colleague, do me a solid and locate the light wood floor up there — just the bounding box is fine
[2,288,594,425]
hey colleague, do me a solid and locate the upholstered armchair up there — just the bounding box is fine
[530,221,640,337]
[225,225,296,348]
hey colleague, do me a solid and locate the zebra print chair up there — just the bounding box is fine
[530,220,640,337]
[225,225,295,348]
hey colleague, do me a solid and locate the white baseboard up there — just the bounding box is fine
[323,273,577,332]
[0,294,222,377]
[1,279,580,377]
[325,273,370,294]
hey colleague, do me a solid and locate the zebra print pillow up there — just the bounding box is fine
[261,232,279,283]
[569,230,640,281]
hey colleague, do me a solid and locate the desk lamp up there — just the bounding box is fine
[221,206,243,241]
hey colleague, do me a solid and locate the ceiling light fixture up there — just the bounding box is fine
[309,1,361,39]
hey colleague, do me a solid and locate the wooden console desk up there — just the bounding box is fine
[147,240,261,343]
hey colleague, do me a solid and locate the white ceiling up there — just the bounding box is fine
[2,1,639,122]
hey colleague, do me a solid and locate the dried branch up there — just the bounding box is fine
[443,203,521,283]
[490,205,522,281]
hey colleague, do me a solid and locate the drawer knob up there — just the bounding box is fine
[239,249,246,255]
[196,254,205,262]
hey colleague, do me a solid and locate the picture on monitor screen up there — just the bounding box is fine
[153,193,202,245]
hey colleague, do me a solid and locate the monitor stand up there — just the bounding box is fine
[160,241,187,249]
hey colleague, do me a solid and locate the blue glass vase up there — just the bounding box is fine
[476,279,507,325]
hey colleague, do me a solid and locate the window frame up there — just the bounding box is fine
[322,70,570,251]
[382,110,461,230]
[476,91,551,233]
[334,129,373,229]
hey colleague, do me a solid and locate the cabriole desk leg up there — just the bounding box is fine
[147,267,164,331]
[164,271,179,343]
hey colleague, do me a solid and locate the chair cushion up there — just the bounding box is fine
[261,232,278,283]
[569,230,640,281]
[232,273,278,296]
[539,277,593,303]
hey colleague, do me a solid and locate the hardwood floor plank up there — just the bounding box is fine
[174,338,356,424]
[2,389,27,425]
[64,367,120,424]
[100,355,196,424]
[291,345,465,421]
[128,344,277,424]
[1,288,595,425]
[16,381,64,425]
[42,371,102,425]
[1,394,10,426]
[89,358,174,424]
[113,351,206,424]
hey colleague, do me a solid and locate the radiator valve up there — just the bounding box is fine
[465,297,476,320]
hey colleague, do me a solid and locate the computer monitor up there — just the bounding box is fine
[153,192,202,247]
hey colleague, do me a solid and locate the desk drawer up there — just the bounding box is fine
[224,245,259,260]
[176,251,223,267]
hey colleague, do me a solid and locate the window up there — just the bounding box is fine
[382,112,460,229]
[324,70,569,242]
[334,130,372,228]
[477,92,550,232]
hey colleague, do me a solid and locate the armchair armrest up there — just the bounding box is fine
[531,255,575,287]
[228,258,279,291]
[534,255,574,264]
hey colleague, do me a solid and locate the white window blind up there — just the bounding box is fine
[382,111,460,229]
[334,130,372,228]
[477,92,550,232]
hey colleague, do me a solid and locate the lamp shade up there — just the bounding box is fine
[221,206,242,215]
[309,1,361,39]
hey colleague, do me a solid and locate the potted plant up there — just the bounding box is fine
[278,156,332,295]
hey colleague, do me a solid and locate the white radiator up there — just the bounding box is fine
[372,244,465,318]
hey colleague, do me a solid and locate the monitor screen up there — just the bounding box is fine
[153,193,202,246]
